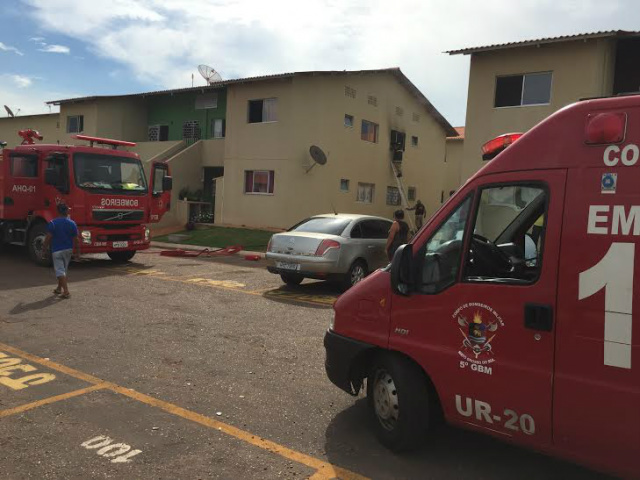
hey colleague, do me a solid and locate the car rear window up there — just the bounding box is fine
[289,217,351,236]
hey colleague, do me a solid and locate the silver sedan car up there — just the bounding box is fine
[266,214,393,289]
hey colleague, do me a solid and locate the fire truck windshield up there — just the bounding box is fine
[73,153,147,193]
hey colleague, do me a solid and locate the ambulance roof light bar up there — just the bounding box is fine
[72,134,137,150]
[482,133,523,161]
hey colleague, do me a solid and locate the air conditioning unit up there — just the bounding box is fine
[390,130,406,151]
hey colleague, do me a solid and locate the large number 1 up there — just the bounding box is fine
[578,243,634,369]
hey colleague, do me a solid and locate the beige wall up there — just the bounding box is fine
[58,102,99,144]
[201,138,225,167]
[221,73,448,229]
[444,138,464,197]
[0,113,61,147]
[153,140,204,229]
[132,140,183,163]
[95,98,148,142]
[461,38,616,180]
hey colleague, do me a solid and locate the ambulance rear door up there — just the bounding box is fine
[554,113,640,474]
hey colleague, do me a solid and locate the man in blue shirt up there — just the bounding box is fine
[43,203,79,299]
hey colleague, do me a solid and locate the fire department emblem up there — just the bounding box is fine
[453,303,505,365]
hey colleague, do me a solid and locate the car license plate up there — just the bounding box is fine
[113,241,129,248]
[276,261,300,271]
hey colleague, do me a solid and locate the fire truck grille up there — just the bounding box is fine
[93,210,144,222]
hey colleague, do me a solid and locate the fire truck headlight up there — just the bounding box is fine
[81,230,92,244]
[144,227,150,242]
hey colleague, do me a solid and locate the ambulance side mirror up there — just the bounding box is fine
[162,175,173,192]
[390,244,414,296]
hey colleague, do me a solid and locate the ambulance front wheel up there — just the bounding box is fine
[108,250,136,262]
[367,353,429,452]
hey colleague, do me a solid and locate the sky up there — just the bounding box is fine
[0,0,639,127]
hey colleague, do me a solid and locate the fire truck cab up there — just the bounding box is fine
[0,132,172,264]
[324,94,640,477]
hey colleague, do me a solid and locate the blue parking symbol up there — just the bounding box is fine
[601,173,617,194]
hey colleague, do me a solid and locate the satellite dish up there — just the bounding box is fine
[306,145,328,173]
[4,105,15,118]
[197,64,223,85]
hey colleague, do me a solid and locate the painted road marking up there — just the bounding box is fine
[0,350,56,390]
[81,435,143,464]
[0,384,107,418]
[0,342,367,480]
[112,266,338,307]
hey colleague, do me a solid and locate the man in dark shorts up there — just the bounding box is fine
[407,199,426,230]
[43,203,79,299]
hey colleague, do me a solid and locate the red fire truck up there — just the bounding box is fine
[324,94,640,477]
[0,130,172,264]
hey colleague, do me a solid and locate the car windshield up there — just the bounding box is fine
[73,153,147,193]
[290,217,351,236]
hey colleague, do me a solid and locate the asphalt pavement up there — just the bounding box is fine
[0,245,608,479]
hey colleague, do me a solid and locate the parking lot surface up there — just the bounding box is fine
[0,246,607,479]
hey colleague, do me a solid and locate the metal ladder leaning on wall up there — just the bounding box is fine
[390,160,416,233]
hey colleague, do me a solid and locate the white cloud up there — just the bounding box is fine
[0,42,23,56]
[39,44,70,54]
[9,75,34,88]
[21,0,640,125]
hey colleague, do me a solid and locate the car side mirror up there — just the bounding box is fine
[162,175,173,192]
[390,244,413,296]
[45,168,58,186]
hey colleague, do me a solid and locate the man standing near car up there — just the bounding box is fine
[43,203,79,299]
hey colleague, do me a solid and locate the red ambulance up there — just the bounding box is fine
[324,94,640,477]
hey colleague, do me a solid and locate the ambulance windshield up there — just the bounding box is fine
[73,153,147,193]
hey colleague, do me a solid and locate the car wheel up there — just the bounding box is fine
[280,273,304,286]
[342,260,367,290]
[367,353,429,452]
[108,250,136,262]
[28,223,52,267]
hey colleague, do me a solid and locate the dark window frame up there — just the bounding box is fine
[66,115,84,134]
[244,170,275,195]
[9,154,38,178]
[494,72,552,108]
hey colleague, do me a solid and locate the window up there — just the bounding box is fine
[148,125,169,142]
[418,196,472,293]
[182,120,201,141]
[248,98,277,123]
[356,183,374,203]
[45,154,69,193]
[345,86,356,98]
[10,155,37,177]
[195,93,218,109]
[211,119,225,138]
[152,164,168,194]
[344,114,354,128]
[66,115,84,133]
[386,186,401,206]
[361,120,379,143]
[465,185,547,283]
[359,220,391,239]
[244,170,274,194]
[495,72,552,107]
[408,187,416,201]
[340,179,350,192]
[395,106,404,116]
[412,113,420,123]
[290,217,351,235]
[368,95,377,107]
[411,136,419,147]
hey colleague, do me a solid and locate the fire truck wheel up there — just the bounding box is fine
[28,223,52,267]
[367,353,429,452]
[107,250,136,262]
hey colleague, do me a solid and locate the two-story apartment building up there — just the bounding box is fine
[0,68,455,230]
[447,30,640,183]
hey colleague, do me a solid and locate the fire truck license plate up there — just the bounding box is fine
[112,241,129,248]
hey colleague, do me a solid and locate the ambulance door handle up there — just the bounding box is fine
[524,303,553,332]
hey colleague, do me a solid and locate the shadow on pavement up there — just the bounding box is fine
[261,280,341,308]
[9,295,62,315]
[323,399,607,480]
[0,245,153,291]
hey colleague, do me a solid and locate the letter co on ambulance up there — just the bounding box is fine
[324,95,640,477]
